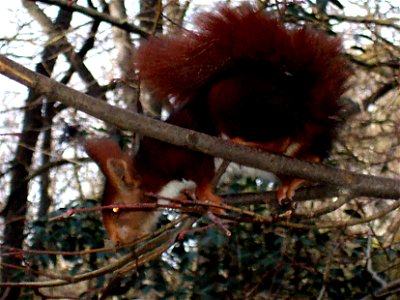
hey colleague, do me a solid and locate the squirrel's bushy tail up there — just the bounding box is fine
[136,4,350,114]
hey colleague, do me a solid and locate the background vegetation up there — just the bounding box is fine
[0,0,399,299]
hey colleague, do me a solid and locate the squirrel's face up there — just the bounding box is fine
[101,157,158,244]
[101,198,159,244]
[84,138,158,244]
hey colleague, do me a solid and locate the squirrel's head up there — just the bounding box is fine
[83,138,158,244]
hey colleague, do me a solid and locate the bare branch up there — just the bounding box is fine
[329,14,400,31]
[32,0,149,37]
[0,54,399,201]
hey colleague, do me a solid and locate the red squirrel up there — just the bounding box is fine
[85,4,351,243]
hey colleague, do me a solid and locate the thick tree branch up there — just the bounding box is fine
[0,54,399,200]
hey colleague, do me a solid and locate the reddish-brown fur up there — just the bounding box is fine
[84,139,159,244]
[86,4,351,243]
[137,4,351,197]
